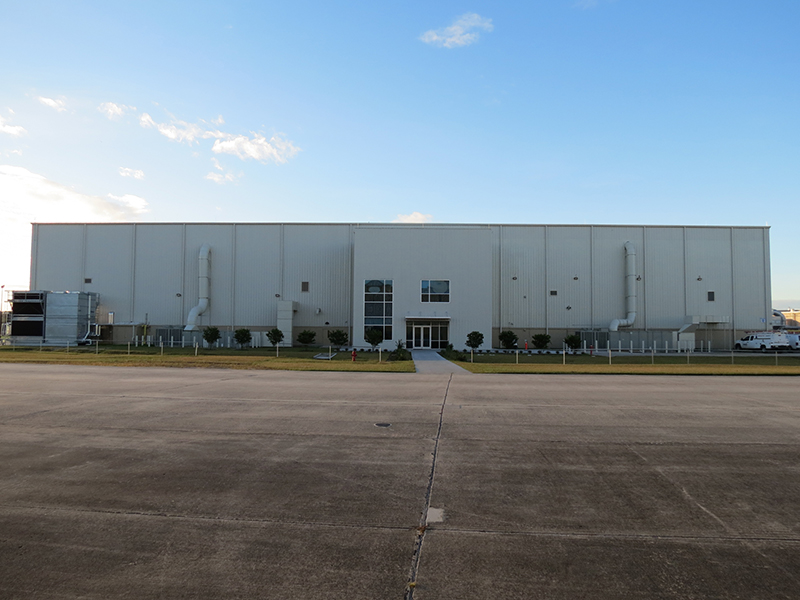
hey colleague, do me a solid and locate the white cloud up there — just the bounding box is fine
[0,115,27,137]
[140,112,205,144]
[107,193,149,213]
[118,167,145,179]
[38,97,66,112]
[205,158,239,183]
[0,165,149,289]
[420,13,493,48]
[98,102,136,119]
[139,109,300,164]
[212,115,225,125]
[211,133,299,164]
[393,211,434,224]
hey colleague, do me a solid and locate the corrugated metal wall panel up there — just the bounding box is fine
[546,226,592,329]
[498,226,546,329]
[233,224,282,328]
[85,225,134,322]
[685,228,733,322]
[643,228,686,329]
[183,224,235,328]
[133,224,185,325]
[282,224,352,331]
[732,228,770,330]
[32,224,83,291]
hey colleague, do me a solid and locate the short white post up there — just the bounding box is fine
[379,348,382,363]
[127,342,131,355]
[96,339,99,354]
[66,341,69,353]
[471,348,474,363]
[618,341,622,353]
[40,340,43,352]
[170,336,174,348]
[562,348,565,365]
[516,350,519,364]
[651,346,654,364]
[608,346,612,365]
[630,341,633,354]
[160,342,163,356]
[775,351,779,367]
[195,342,198,356]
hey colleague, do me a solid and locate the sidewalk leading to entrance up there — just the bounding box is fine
[411,349,471,374]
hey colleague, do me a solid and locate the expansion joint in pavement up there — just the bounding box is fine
[404,373,451,599]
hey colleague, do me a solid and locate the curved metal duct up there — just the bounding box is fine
[184,243,211,331]
[609,241,637,332]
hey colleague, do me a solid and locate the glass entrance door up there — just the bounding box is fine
[413,325,432,349]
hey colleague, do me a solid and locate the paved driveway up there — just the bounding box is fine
[1,364,799,599]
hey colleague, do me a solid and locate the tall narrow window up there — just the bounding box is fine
[364,279,393,343]
[707,291,715,302]
[421,280,449,303]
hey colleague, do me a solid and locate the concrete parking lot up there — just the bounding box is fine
[1,364,799,599]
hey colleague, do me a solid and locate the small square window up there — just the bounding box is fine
[707,291,715,302]
[84,278,92,284]
[550,290,557,296]
[301,281,309,292]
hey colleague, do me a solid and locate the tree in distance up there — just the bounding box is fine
[297,330,316,346]
[327,329,348,347]
[465,330,484,363]
[266,327,284,357]
[203,326,221,348]
[234,328,252,349]
[466,331,484,349]
[498,330,518,349]
[364,327,383,350]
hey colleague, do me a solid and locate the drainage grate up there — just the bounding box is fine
[374,423,392,428]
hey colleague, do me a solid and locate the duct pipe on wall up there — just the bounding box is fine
[184,243,211,331]
[609,241,637,331]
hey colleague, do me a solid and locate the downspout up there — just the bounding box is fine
[609,241,637,331]
[184,244,211,331]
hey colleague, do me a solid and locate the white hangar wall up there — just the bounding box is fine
[29,222,772,349]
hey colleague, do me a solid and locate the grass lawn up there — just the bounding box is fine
[447,350,800,375]
[0,345,416,373]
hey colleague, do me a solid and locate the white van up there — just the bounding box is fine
[735,331,791,352]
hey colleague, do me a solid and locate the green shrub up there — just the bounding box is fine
[498,330,518,349]
[389,340,412,361]
[564,334,581,350]
[234,328,252,348]
[297,330,316,346]
[203,326,221,347]
[439,345,466,361]
[532,333,551,349]
[327,329,348,347]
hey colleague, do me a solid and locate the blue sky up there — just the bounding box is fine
[1,0,798,306]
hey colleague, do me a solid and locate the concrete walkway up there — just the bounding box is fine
[411,349,472,374]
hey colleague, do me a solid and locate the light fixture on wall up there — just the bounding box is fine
[566,305,572,311]
[697,277,703,281]
[512,276,518,280]
[275,293,281,297]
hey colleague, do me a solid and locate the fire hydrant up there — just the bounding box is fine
[351,349,357,362]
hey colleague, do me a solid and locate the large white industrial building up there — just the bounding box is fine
[22,222,772,350]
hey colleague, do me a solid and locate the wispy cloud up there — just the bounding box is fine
[0,164,149,288]
[119,167,144,179]
[98,102,137,120]
[0,115,27,137]
[38,96,66,112]
[393,211,434,224]
[204,158,239,184]
[140,113,205,144]
[139,110,299,165]
[420,13,493,48]
[211,133,298,164]
[107,193,149,213]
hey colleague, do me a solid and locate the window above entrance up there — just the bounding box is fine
[421,280,449,303]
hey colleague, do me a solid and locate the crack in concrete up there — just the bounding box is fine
[404,373,451,599]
